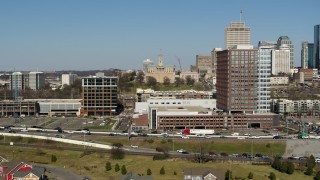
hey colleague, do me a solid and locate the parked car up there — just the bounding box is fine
[177,149,187,153]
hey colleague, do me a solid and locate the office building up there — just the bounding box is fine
[271,45,291,75]
[257,46,272,113]
[196,54,213,78]
[216,45,257,114]
[315,25,320,71]
[224,22,250,49]
[62,73,78,86]
[10,72,26,91]
[277,36,294,69]
[28,72,45,90]
[81,73,118,116]
[211,48,222,77]
[301,42,315,69]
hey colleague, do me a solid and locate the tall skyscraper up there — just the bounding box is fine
[28,72,45,90]
[271,45,291,75]
[277,36,294,69]
[224,22,250,49]
[308,43,314,68]
[257,46,272,113]
[301,41,309,69]
[314,25,320,71]
[81,73,118,116]
[216,45,257,114]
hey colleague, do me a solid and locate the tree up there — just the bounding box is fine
[112,143,123,149]
[306,155,316,175]
[121,165,127,175]
[51,155,57,162]
[146,76,157,87]
[193,82,204,91]
[160,166,165,175]
[136,71,145,85]
[280,161,288,173]
[105,161,112,171]
[185,75,195,86]
[115,163,120,172]
[287,161,295,174]
[272,158,281,170]
[173,171,177,175]
[147,168,152,175]
[110,147,125,159]
[163,76,171,86]
[269,172,276,180]
[225,170,232,180]
[248,172,253,179]
[314,171,320,180]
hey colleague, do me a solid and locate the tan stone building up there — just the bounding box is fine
[143,54,175,83]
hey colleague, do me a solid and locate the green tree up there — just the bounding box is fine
[146,76,157,87]
[185,75,195,86]
[272,158,281,170]
[225,170,232,180]
[287,161,295,174]
[314,171,320,180]
[306,155,316,175]
[121,165,127,175]
[105,161,112,171]
[135,71,145,85]
[115,163,120,172]
[51,155,57,162]
[280,162,288,173]
[147,168,152,175]
[163,76,171,86]
[110,147,125,159]
[160,166,165,175]
[248,172,253,179]
[269,172,276,180]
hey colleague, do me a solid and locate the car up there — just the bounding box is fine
[177,149,187,153]
[55,134,65,138]
[181,135,190,139]
[131,145,138,148]
[316,159,320,164]
[20,129,28,132]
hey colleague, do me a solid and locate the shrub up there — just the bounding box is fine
[160,139,167,144]
[105,161,112,171]
[269,172,276,180]
[121,165,127,175]
[51,155,57,162]
[272,158,281,170]
[225,170,232,180]
[147,168,152,175]
[160,166,165,175]
[280,162,288,173]
[112,143,123,148]
[146,139,154,144]
[287,161,294,174]
[115,163,120,172]
[79,151,91,158]
[314,171,320,180]
[84,166,90,171]
[248,172,253,179]
[174,171,177,175]
[167,139,172,143]
[111,148,125,160]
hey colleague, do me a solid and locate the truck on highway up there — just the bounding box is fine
[182,129,215,135]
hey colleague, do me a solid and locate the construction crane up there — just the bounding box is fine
[174,56,182,72]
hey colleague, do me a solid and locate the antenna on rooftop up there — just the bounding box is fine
[240,10,243,22]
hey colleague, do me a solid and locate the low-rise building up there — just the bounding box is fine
[184,167,224,180]
[272,99,320,115]
[270,76,289,87]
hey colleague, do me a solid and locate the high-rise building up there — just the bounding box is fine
[301,42,315,69]
[308,43,314,68]
[28,72,45,90]
[211,48,222,77]
[257,46,272,113]
[271,45,291,75]
[196,54,213,77]
[301,41,309,69]
[224,22,250,49]
[10,72,26,91]
[277,36,294,69]
[62,73,78,86]
[81,73,118,116]
[314,25,320,71]
[216,45,257,114]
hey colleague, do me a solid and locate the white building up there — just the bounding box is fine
[10,72,26,90]
[272,99,320,115]
[62,73,78,86]
[224,22,250,49]
[28,72,45,90]
[271,45,291,75]
[180,71,199,83]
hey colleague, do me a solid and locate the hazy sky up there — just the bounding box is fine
[0,1,319,71]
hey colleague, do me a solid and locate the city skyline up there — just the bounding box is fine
[0,1,319,71]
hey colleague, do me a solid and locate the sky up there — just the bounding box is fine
[0,0,319,71]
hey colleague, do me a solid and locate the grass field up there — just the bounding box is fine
[87,136,286,156]
[0,145,313,180]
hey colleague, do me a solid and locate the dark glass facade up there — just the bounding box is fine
[315,25,320,71]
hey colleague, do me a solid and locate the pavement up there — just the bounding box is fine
[284,139,320,157]
[34,163,87,180]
